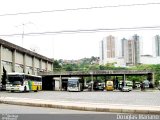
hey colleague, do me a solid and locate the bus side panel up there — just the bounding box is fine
[31,81,42,91]
[28,81,32,91]
[32,81,37,91]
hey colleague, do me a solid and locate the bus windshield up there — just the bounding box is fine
[12,81,22,85]
[8,75,24,84]
[107,81,113,86]
[68,80,78,87]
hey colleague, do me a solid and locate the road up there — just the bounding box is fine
[0,104,108,114]
[0,90,160,106]
[0,104,119,120]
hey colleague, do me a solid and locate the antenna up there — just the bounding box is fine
[15,21,34,47]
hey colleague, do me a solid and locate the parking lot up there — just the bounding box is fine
[0,90,160,106]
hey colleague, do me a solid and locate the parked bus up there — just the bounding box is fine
[67,77,83,92]
[106,80,114,91]
[6,73,42,92]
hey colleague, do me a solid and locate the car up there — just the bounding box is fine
[93,82,105,91]
[122,86,130,92]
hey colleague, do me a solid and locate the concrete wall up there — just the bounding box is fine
[0,39,53,82]
[2,47,12,62]
[47,63,52,71]
[41,60,46,70]
[15,51,23,65]
[140,56,160,64]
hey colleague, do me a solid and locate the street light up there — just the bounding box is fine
[90,71,94,91]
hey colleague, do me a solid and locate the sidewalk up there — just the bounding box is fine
[0,97,160,114]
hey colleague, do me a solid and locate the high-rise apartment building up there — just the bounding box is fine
[107,35,115,58]
[121,34,140,66]
[155,35,160,56]
[99,40,104,64]
[99,35,116,65]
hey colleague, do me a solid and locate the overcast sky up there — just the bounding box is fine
[0,0,160,60]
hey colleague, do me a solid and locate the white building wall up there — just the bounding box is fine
[42,60,46,70]
[152,37,156,57]
[140,56,160,64]
[99,40,103,65]
[26,55,32,67]
[25,55,33,74]
[2,47,12,62]
[115,58,126,67]
[103,38,107,65]
[1,47,13,73]
[115,37,118,58]
[48,63,52,71]
[15,51,23,65]
[15,64,23,73]
[34,58,40,68]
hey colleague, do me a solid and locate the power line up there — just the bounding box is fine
[1,26,160,37]
[0,2,160,16]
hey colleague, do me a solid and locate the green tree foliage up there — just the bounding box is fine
[53,60,62,71]
[63,63,79,71]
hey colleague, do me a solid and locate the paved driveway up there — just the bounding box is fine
[0,91,160,106]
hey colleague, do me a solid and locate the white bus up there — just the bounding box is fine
[67,77,83,92]
[6,73,42,92]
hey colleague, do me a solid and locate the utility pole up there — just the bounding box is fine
[16,22,33,47]
[22,23,24,47]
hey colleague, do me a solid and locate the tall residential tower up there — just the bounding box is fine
[121,34,140,66]
[155,35,160,57]
[99,35,116,65]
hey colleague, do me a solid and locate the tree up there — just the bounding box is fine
[1,66,7,90]
[64,64,73,71]
[53,60,62,71]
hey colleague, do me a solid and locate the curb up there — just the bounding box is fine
[0,97,160,114]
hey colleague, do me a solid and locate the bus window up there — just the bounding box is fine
[12,81,22,85]
[8,75,23,84]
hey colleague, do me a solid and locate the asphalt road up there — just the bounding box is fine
[0,104,119,120]
[0,104,107,114]
[1,104,159,120]
[0,90,160,106]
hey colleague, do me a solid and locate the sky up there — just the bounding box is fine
[0,0,160,60]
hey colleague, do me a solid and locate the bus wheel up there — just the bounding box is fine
[24,86,27,92]
[11,90,14,93]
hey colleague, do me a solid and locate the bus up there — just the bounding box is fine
[67,77,83,92]
[6,73,42,92]
[106,80,114,91]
